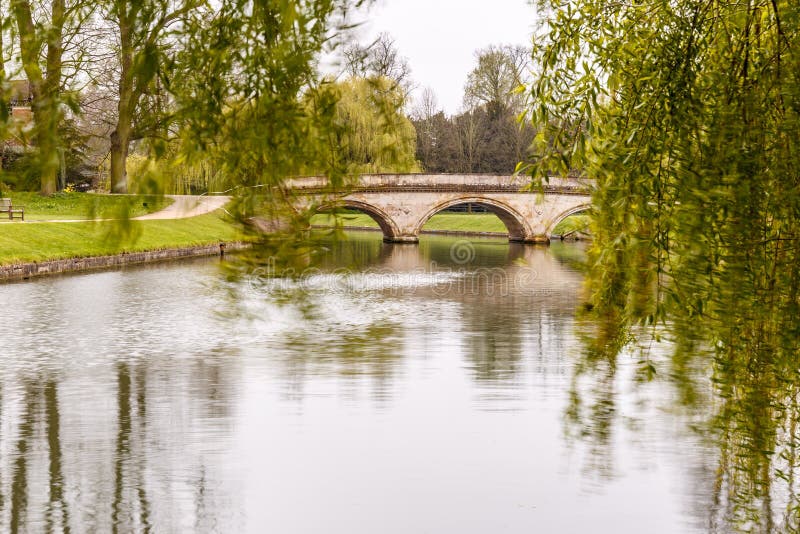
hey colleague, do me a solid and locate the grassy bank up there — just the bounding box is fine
[0,212,243,265]
[310,212,590,235]
[2,192,173,221]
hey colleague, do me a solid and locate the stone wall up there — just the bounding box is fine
[0,242,248,282]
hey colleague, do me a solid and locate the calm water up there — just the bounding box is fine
[0,233,718,533]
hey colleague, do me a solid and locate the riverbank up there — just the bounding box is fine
[0,192,246,280]
[0,241,249,282]
[0,211,243,266]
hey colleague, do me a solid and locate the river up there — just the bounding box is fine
[0,232,729,533]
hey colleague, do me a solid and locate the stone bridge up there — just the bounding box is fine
[287,174,593,244]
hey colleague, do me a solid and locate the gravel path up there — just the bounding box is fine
[133,195,231,220]
[0,195,231,223]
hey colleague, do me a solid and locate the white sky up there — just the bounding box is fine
[347,0,539,115]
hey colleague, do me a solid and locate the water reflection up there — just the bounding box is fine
[45,379,69,533]
[568,301,800,532]
[10,382,35,533]
[0,233,723,532]
[238,235,585,395]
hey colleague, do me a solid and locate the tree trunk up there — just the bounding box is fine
[109,128,129,194]
[37,139,58,195]
[0,12,6,172]
[30,94,60,195]
[109,4,134,194]
[41,0,64,195]
[108,85,133,193]
[12,0,64,195]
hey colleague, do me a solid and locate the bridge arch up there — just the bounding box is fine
[317,199,402,242]
[413,196,534,242]
[546,203,593,237]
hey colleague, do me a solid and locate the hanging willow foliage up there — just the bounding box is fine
[158,0,373,269]
[530,1,800,528]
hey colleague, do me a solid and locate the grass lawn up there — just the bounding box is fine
[553,214,590,235]
[310,212,381,228]
[0,212,244,265]
[3,192,173,221]
[310,211,590,235]
[310,212,509,233]
[422,213,508,233]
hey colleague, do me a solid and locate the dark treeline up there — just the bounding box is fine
[413,106,535,174]
[411,45,536,174]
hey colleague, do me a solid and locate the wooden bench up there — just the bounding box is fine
[0,198,24,221]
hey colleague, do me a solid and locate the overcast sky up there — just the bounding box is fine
[347,0,539,115]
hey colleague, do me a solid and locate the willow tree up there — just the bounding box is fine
[312,77,419,175]
[161,0,370,264]
[530,1,800,526]
[174,0,366,169]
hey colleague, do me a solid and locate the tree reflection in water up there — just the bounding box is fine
[0,358,240,533]
[10,383,35,533]
[4,380,72,533]
[45,380,70,533]
[569,290,800,531]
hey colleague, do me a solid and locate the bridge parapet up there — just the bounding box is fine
[286,174,593,195]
